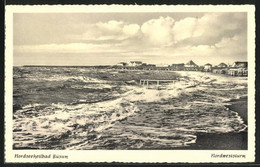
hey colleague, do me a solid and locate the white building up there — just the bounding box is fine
[116,62,127,66]
[128,61,143,67]
[204,63,212,72]
[156,64,169,67]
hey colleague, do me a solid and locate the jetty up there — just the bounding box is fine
[139,79,176,89]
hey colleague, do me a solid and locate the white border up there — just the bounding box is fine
[5,5,255,163]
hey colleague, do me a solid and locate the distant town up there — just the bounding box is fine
[114,60,248,77]
[23,60,248,77]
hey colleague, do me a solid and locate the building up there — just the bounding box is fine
[230,61,248,68]
[154,64,169,70]
[217,62,228,68]
[227,61,248,76]
[204,63,212,72]
[128,61,143,67]
[185,60,198,67]
[116,62,127,66]
[184,60,199,71]
[170,63,185,70]
[142,64,156,70]
[212,67,228,74]
[156,64,169,67]
[212,62,228,74]
[138,63,156,70]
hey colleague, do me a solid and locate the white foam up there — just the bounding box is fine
[13,94,140,147]
[176,71,247,84]
[25,74,104,83]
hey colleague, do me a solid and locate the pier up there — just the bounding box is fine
[139,79,176,89]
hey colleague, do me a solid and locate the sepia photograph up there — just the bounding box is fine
[5,5,255,163]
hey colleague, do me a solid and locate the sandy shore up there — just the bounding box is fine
[177,97,248,150]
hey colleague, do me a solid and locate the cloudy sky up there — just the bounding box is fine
[13,12,247,66]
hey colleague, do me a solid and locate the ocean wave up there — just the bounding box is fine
[24,75,104,83]
[13,96,140,149]
[176,71,247,84]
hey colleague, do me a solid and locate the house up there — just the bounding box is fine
[128,61,143,67]
[227,61,248,76]
[230,61,248,68]
[170,63,185,70]
[212,62,228,74]
[116,62,127,66]
[156,64,169,67]
[203,63,212,72]
[144,64,156,70]
[185,60,198,68]
[184,60,199,71]
[155,64,169,70]
[212,67,227,74]
[227,68,248,76]
[217,62,228,68]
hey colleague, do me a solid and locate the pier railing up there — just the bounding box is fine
[139,79,176,89]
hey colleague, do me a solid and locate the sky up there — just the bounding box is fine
[13,12,247,66]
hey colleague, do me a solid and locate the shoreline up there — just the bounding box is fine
[176,96,248,150]
[225,96,248,125]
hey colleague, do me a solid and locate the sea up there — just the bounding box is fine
[13,67,248,150]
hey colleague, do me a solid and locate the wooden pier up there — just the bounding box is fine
[139,79,176,89]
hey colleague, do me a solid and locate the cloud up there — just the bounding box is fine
[172,17,199,41]
[123,24,140,37]
[67,13,246,48]
[172,13,247,45]
[72,21,141,41]
[141,16,175,45]
[214,32,247,57]
[96,20,124,33]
